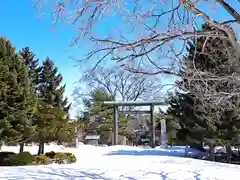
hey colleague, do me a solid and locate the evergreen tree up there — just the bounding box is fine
[0,37,37,148]
[167,23,240,151]
[39,58,70,110]
[155,112,181,146]
[34,101,75,154]
[167,92,215,147]
[36,58,71,154]
[82,88,128,144]
[19,47,41,87]
[18,47,41,152]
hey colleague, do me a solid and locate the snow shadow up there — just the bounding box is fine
[0,166,113,180]
[0,166,183,180]
[105,146,206,157]
[106,149,186,157]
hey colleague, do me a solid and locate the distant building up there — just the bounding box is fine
[85,135,100,145]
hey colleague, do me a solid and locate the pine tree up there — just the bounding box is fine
[19,47,41,87]
[167,92,214,148]
[83,88,128,144]
[0,37,37,148]
[34,102,75,150]
[18,47,41,152]
[39,58,70,110]
[167,23,240,151]
[36,58,71,154]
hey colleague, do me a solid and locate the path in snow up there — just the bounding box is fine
[1,144,240,180]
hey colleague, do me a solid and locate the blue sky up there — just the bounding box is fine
[0,0,239,117]
[0,1,122,117]
[0,1,86,117]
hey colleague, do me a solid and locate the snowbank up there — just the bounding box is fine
[1,144,240,179]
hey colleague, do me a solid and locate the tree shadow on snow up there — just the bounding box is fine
[38,168,113,180]
[105,149,186,157]
[105,146,207,157]
[0,166,206,180]
[0,167,112,180]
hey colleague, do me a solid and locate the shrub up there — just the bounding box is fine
[64,153,77,163]
[9,152,35,166]
[54,153,68,164]
[0,152,17,166]
[36,155,51,165]
[57,141,63,145]
[45,151,56,159]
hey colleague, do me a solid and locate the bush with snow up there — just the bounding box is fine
[7,152,36,166]
[45,151,56,159]
[53,152,76,164]
[0,149,77,166]
[35,155,51,165]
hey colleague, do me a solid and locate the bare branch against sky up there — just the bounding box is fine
[33,0,240,74]
[73,66,174,103]
[34,0,240,105]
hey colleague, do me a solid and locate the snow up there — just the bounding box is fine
[1,144,240,179]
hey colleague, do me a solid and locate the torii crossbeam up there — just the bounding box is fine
[103,101,167,148]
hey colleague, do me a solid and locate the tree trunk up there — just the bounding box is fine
[0,141,3,151]
[19,143,24,153]
[38,142,42,155]
[41,141,45,154]
[38,141,45,155]
[209,143,215,161]
[226,143,232,163]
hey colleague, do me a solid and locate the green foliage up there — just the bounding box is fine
[56,121,76,142]
[167,23,240,147]
[64,152,77,163]
[54,152,68,164]
[19,47,41,87]
[38,58,70,111]
[52,152,77,164]
[35,58,73,154]
[0,37,74,155]
[155,113,181,145]
[0,151,76,166]
[81,88,128,143]
[8,151,36,166]
[36,155,51,165]
[45,151,56,159]
[34,102,76,143]
[0,152,17,166]
[0,151,77,166]
[167,92,213,146]
[0,37,37,145]
[46,151,76,164]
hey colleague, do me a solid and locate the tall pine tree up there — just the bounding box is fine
[0,37,37,148]
[39,58,70,110]
[167,23,240,151]
[19,47,41,87]
[18,47,41,152]
[36,58,71,154]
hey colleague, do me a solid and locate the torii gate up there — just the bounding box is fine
[103,101,167,148]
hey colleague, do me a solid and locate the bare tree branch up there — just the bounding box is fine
[34,0,240,107]
[74,65,169,102]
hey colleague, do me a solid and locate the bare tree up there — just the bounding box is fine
[34,0,240,105]
[73,66,171,103]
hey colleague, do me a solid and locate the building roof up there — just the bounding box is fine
[85,135,100,140]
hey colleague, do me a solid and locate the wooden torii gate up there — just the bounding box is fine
[103,101,167,148]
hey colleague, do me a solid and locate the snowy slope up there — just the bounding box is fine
[1,144,240,180]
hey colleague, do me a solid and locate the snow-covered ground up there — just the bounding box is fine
[1,144,240,180]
